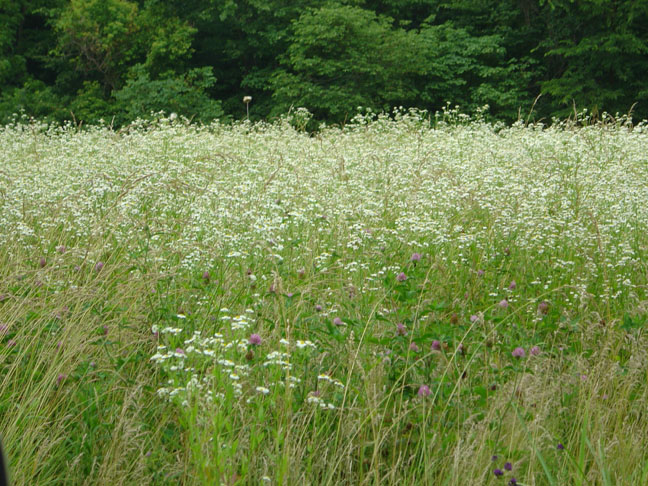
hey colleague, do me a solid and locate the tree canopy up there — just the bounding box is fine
[1,0,647,125]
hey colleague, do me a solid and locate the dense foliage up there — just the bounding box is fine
[1,0,648,124]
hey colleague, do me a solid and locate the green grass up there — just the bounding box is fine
[1,110,648,485]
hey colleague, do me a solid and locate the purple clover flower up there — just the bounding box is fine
[431,340,441,351]
[499,299,509,309]
[494,468,504,477]
[512,347,525,358]
[504,462,512,471]
[409,342,419,352]
[417,385,431,397]
[538,301,549,314]
[411,253,422,262]
[248,334,262,346]
[530,346,541,356]
[396,272,407,282]
[396,323,407,336]
[333,317,343,326]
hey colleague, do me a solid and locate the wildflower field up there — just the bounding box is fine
[1,111,648,485]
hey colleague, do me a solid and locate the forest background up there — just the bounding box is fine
[1,0,648,126]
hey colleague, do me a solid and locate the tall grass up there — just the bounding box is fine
[1,110,647,484]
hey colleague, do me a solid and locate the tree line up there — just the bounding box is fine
[1,0,648,126]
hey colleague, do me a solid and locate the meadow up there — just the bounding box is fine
[1,109,648,485]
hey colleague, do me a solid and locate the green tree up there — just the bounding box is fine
[271,4,420,122]
[0,0,68,122]
[415,21,534,119]
[54,0,141,93]
[539,0,648,118]
[0,0,25,85]
[114,65,223,124]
